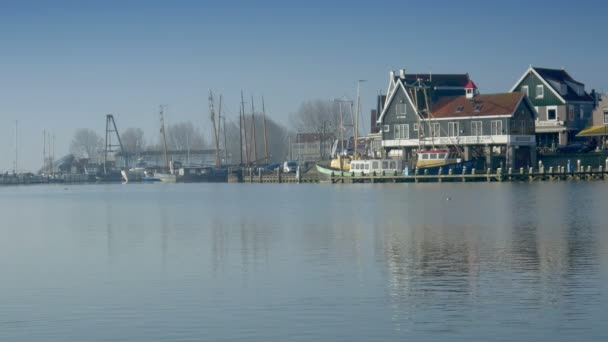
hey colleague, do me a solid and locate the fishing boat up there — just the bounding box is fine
[316,158,403,182]
[416,149,476,175]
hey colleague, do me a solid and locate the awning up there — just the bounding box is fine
[576,125,608,137]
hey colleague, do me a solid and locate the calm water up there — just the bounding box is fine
[1,182,607,341]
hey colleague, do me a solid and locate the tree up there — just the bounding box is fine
[69,128,103,160]
[121,128,146,154]
[165,121,207,151]
[223,115,289,164]
[289,99,343,136]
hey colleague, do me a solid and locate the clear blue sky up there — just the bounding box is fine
[1,0,606,171]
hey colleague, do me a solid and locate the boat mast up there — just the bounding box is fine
[251,96,258,164]
[14,120,18,173]
[222,110,228,165]
[354,80,366,158]
[241,91,249,164]
[43,129,46,174]
[262,96,269,163]
[218,94,223,166]
[160,105,170,170]
[209,90,221,167]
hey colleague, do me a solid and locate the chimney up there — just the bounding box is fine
[389,70,395,79]
[399,69,406,79]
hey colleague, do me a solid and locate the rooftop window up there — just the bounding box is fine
[456,105,464,113]
[474,104,483,112]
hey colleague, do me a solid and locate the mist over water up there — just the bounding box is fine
[1,182,607,341]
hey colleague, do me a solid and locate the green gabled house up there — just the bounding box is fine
[510,66,596,148]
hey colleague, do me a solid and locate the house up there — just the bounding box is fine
[577,94,608,148]
[289,133,334,162]
[377,69,537,168]
[510,66,595,148]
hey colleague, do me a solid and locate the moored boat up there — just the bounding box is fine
[416,149,476,175]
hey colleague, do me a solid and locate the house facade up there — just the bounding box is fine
[577,94,608,148]
[377,70,537,168]
[510,66,595,148]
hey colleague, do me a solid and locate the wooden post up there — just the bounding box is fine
[277,168,282,183]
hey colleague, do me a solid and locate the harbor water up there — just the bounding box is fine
[1,182,607,341]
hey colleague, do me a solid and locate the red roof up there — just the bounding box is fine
[464,80,477,89]
[429,92,525,118]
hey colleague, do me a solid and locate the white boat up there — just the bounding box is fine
[155,172,177,183]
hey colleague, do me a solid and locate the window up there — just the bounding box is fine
[413,123,419,131]
[536,85,544,98]
[547,107,557,121]
[382,161,389,168]
[438,153,446,159]
[364,163,370,170]
[471,121,482,136]
[474,104,483,112]
[421,154,429,160]
[448,122,459,137]
[384,125,390,132]
[394,124,409,139]
[521,85,529,97]
[430,153,437,159]
[372,161,379,169]
[491,120,503,135]
[604,110,608,124]
[432,123,440,137]
[456,105,464,113]
[569,106,574,121]
[401,124,409,139]
[390,161,396,169]
[396,103,407,118]
[580,107,584,119]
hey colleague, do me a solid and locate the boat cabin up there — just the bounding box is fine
[349,159,403,174]
[417,149,462,168]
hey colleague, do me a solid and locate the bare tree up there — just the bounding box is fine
[223,116,289,164]
[69,128,103,160]
[166,122,207,151]
[289,99,342,136]
[121,128,146,154]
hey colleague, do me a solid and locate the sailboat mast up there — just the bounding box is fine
[222,115,228,165]
[160,105,170,170]
[354,80,366,158]
[218,94,223,166]
[251,96,257,164]
[14,120,18,173]
[262,96,269,163]
[241,91,249,164]
[43,129,46,174]
[209,90,221,167]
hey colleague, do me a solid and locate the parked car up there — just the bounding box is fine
[283,161,298,173]
[556,143,592,154]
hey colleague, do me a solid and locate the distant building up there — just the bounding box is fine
[577,94,608,148]
[510,66,595,147]
[377,69,537,168]
[289,133,335,162]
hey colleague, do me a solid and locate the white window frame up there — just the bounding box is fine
[448,122,459,137]
[394,124,400,139]
[471,121,482,136]
[413,123,419,131]
[432,122,440,137]
[546,106,558,121]
[401,124,409,139]
[604,110,608,124]
[491,120,503,135]
[536,85,544,99]
[383,125,390,132]
[396,103,407,119]
[521,85,529,97]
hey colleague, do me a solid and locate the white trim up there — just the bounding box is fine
[383,125,390,132]
[536,84,544,99]
[521,85,529,97]
[509,67,567,104]
[377,80,421,124]
[546,105,558,121]
[382,134,536,147]
[424,114,512,121]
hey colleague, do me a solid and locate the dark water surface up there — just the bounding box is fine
[1,182,607,341]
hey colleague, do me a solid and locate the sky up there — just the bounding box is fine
[1,0,607,172]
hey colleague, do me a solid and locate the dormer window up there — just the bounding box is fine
[456,105,464,113]
[474,104,483,112]
[536,85,544,99]
[521,85,529,97]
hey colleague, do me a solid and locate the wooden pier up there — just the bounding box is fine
[327,164,608,184]
[240,168,319,184]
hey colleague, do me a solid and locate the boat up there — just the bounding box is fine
[316,158,403,182]
[177,166,228,183]
[415,149,476,175]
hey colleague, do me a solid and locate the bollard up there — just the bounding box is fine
[472,168,476,175]
[577,160,581,173]
[520,167,524,174]
[508,167,512,175]
[462,166,467,175]
[447,168,452,175]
